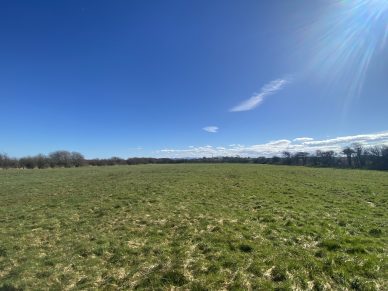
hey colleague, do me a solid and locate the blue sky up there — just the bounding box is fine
[1,0,387,158]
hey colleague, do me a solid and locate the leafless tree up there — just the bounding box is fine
[342,147,355,167]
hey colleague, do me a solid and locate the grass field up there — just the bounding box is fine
[0,164,387,290]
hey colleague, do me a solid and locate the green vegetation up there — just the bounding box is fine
[0,164,387,290]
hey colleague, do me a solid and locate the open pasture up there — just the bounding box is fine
[0,164,387,290]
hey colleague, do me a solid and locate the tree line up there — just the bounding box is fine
[0,151,86,169]
[1,143,388,170]
[278,143,388,170]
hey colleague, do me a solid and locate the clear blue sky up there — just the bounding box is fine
[1,0,387,158]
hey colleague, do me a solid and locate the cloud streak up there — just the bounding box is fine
[203,126,219,133]
[293,137,314,143]
[303,132,388,146]
[157,131,388,158]
[230,78,290,112]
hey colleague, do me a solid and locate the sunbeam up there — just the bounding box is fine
[307,0,388,97]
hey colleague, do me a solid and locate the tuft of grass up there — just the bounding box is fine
[368,228,382,237]
[238,244,253,253]
[0,284,23,291]
[319,240,342,251]
[161,271,187,286]
[271,266,287,282]
[0,246,7,257]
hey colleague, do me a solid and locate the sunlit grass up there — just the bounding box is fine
[0,164,387,290]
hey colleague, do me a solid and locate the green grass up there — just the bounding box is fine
[0,164,387,290]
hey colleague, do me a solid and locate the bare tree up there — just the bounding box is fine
[369,145,382,157]
[342,147,355,167]
[71,152,85,167]
[49,151,73,167]
[19,156,36,169]
[352,143,364,168]
[35,154,49,169]
[319,150,336,167]
[282,151,291,165]
[294,152,309,166]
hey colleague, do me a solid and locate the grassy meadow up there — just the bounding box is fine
[0,164,387,290]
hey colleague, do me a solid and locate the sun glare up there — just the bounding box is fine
[308,0,388,98]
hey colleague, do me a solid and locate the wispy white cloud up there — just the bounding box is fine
[230,78,291,112]
[293,137,314,143]
[303,132,388,146]
[203,126,219,133]
[157,131,388,158]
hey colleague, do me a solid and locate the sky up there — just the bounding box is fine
[1,0,387,158]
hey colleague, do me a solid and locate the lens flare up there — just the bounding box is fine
[307,0,388,97]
